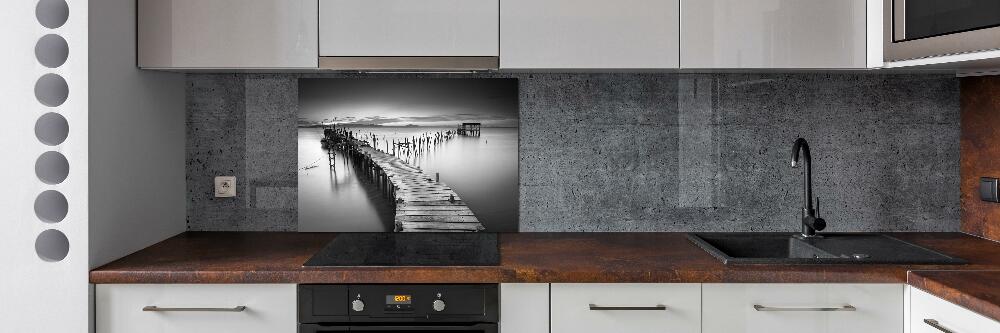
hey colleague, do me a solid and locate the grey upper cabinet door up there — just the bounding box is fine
[680,0,869,69]
[138,0,318,69]
[319,0,500,57]
[501,0,680,69]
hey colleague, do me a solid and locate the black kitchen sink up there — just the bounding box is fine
[687,233,966,265]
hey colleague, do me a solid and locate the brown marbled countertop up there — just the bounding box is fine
[91,231,1000,284]
[91,232,1000,320]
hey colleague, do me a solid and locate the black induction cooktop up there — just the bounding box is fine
[303,233,500,266]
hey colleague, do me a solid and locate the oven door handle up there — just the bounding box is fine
[347,323,497,331]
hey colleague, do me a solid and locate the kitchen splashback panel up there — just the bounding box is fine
[186,73,959,232]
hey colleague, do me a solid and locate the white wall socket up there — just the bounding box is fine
[214,176,236,198]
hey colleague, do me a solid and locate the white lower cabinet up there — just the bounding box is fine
[500,283,549,333]
[910,287,1000,333]
[95,282,998,333]
[96,284,297,333]
[702,283,904,333]
[551,283,701,333]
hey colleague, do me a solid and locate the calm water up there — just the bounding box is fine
[298,127,518,232]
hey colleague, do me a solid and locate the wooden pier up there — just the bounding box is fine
[328,128,484,232]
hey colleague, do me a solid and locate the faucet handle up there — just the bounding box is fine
[811,216,827,232]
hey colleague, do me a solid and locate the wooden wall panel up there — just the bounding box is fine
[961,76,1000,241]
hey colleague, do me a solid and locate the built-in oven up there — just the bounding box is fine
[884,0,1000,61]
[299,284,498,333]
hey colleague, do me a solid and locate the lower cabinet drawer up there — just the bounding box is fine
[702,283,903,333]
[910,287,1000,333]
[96,284,297,333]
[551,283,701,333]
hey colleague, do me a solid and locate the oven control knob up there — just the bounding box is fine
[432,299,446,312]
[351,299,365,312]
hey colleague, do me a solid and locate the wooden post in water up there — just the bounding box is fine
[328,150,336,170]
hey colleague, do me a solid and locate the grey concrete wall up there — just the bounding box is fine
[186,73,960,232]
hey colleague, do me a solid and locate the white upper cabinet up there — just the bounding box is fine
[319,0,500,57]
[138,0,319,69]
[680,0,872,69]
[500,0,680,69]
[132,0,883,70]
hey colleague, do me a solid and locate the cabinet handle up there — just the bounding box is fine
[589,304,667,311]
[142,306,247,312]
[923,319,956,333]
[753,304,856,312]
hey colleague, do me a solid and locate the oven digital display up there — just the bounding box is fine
[386,295,412,305]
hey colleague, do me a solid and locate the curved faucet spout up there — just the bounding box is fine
[791,138,810,168]
[791,138,813,211]
[791,138,824,237]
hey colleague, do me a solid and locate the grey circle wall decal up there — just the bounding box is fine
[35,112,69,146]
[35,151,69,185]
[35,34,69,68]
[34,73,69,107]
[36,0,69,29]
[34,190,68,223]
[35,229,69,262]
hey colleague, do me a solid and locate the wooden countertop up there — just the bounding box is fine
[91,232,1000,284]
[89,232,1000,321]
[908,270,1000,322]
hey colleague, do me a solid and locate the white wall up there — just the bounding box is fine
[0,0,184,330]
[0,0,90,331]
[88,0,186,269]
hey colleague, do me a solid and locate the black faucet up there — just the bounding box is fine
[791,138,826,238]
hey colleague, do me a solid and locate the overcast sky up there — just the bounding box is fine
[298,78,518,127]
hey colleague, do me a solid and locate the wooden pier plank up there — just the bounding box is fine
[398,222,484,231]
[396,215,481,223]
[396,200,468,206]
[397,195,462,201]
[398,210,476,216]
[395,190,458,196]
[397,205,474,211]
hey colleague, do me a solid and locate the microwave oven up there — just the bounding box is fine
[884,0,1000,62]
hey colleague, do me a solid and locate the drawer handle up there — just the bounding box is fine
[142,306,247,312]
[753,304,856,312]
[923,319,956,333]
[589,304,667,311]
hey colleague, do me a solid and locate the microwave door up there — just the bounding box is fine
[896,0,1000,42]
[885,0,1000,61]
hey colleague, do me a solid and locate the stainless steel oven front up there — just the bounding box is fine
[884,0,1000,62]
